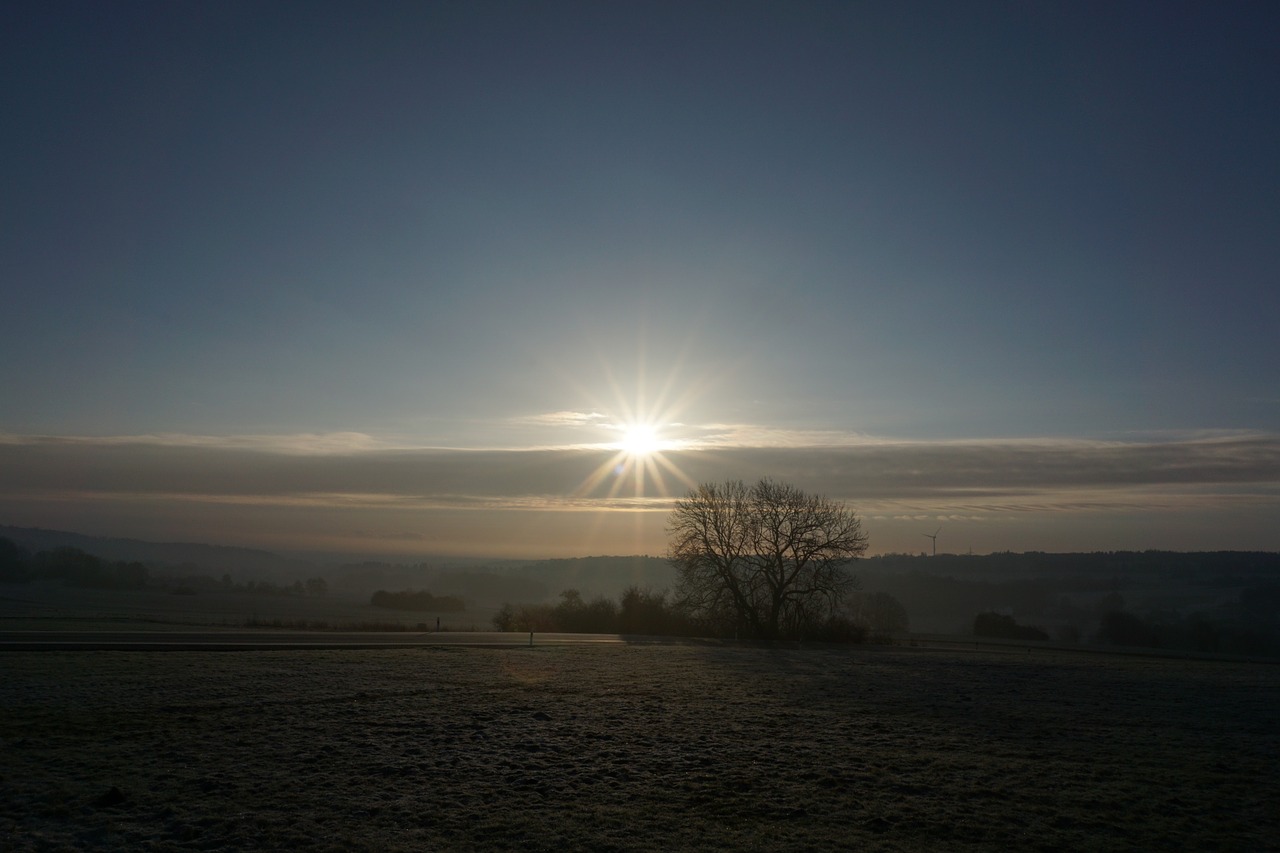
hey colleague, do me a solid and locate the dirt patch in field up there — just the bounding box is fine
[1,644,1275,851]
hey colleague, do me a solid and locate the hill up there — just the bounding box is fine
[0,525,305,581]
[3,524,1276,652]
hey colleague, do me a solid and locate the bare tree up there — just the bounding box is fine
[851,590,910,636]
[667,478,868,639]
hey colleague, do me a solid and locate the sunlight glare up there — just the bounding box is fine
[619,424,661,457]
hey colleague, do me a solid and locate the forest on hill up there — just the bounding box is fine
[2,524,1276,654]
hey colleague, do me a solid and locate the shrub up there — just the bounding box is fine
[973,612,1049,641]
[1095,610,1154,647]
[0,537,31,583]
[619,586,696,636]
[491,602,558,632]
[553,589,619,633]
[851,591,910,636]
[370,589,465,612]
[805,614,869,644]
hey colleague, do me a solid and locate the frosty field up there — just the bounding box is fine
[1,643,1275,851]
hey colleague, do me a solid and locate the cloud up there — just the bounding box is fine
[2,430,1277,556]
[0,431,389,454]
[684,423,884,448]
[513,411,608,427]
[2,431,1276,511]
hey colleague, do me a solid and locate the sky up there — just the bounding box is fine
[3,1,1278,560]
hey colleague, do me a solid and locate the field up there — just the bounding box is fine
[2,642,1276,851]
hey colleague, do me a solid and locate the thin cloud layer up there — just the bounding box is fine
[3,431,1276,507]
[3,429,1277,556]
[0,431,389,454]
[514,411,608,427]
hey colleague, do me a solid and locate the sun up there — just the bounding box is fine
[619,424,661,457]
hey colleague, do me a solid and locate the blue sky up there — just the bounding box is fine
[3,1,1277,558]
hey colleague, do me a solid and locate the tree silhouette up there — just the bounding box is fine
[0,537,29,582]
[973,612,1049,641]
[856,590,910,635]
[667,479,867,640]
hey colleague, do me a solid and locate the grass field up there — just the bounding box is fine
[2,642,1276,851]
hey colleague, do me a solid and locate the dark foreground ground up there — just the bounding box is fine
[1,643,1276,851]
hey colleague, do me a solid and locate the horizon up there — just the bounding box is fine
[2,431,1278,557]
[4,3,1278,558]
[4,520,1277,568]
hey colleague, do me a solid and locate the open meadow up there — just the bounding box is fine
[2,642,1276,851]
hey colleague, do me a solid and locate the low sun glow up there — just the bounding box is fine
[573,408,695,505]
[619,424,661,457]
[568,360,703,505]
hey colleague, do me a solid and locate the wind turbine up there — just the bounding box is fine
[922,527,940,557]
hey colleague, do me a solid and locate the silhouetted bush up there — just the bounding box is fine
[973,612,1049,641]
[1186,618,1220,653]
[1091,607,1278,656]
[370,589,465,612]
[619,586,699,636]
[1095,610,1154,647]
[491,585,864,642]
[1239,582,1280,625]
[1054,624,1082,644]
[29,547,149,589]
[243,617,426,631]
[0,537,31,583]
[804,614,869,643]
[553,589,619,633]
[491,601,558,632]
[851,591,910,636]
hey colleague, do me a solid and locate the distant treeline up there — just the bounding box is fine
[866,550,1280,587]
[333,555,677,604]
[862,549,1280,655]
[0,525,306,579]
[0,537,331,597]
[1090,606,1277,655]
[333,561,549,603]
[0,540,147,590]
[974,612,1050,642]
[971,604,1278,656]
[164,573,329,597]
[493,587,873,642]
[370,589,465,612]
